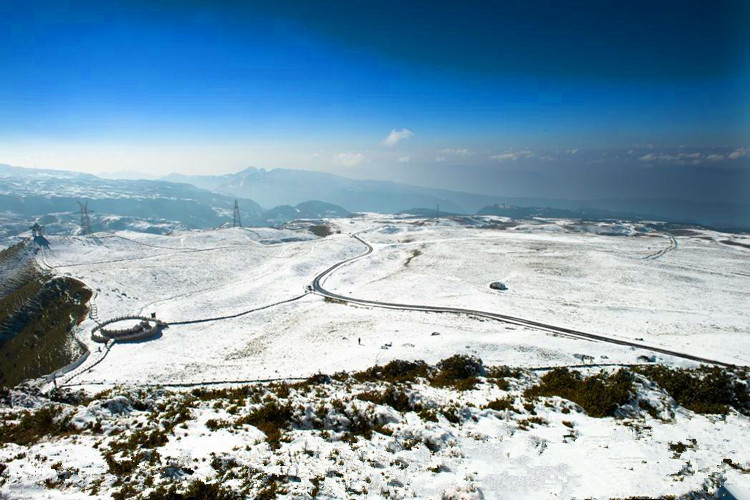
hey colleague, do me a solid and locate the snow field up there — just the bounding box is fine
[39,217,749,387]
[1,217,746,499]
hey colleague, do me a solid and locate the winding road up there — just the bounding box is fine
[312,233,740,368]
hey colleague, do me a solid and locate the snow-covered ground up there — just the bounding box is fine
[37,215,749,388]
[1,363,748,499]
[330,216,750,365]
[0,214,747,499]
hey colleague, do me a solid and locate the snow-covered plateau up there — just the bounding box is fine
[0,214,748,499]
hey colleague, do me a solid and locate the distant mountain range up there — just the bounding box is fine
[163,167,490,214]
[164,166,750,230]
[248,200,350,227]
[0,163,263,228]
[0,164,262,243]
[1,164,748,242]
[0,165,359,243]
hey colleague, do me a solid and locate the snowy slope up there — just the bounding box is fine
[327,217,750,366]
[29,215,748,390]
[0,214,746,499]
[1,365,748,499]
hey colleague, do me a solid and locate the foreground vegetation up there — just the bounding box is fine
[0,356,747,499]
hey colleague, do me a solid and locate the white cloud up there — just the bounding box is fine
[639,152,696,162]
[441,148,472,156]
[729,148,747,160]
[434,156,446,162]
[638,149,747,164]
[638,153,664,162]
[397,156,410,163]
[334,152,364,167]
[490,149,535,162]
[566,148,579,155]
[382,128,414,147]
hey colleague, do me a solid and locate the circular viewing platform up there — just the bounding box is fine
[92,316,164,343]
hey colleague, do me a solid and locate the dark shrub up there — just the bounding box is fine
[205,419,226,431]
[343,407,380,441]
[191,386,248,404]
[418,408,439,422]
[431,355,484,390]
[357,386,414,412]
[0,406,71,445]
[441,406,462,423]
[105,455,138,476]
[306,373,331,385]
[107,428,169,457]
[517,416,547,429]
[143,480,242,500]
[486,397,514,412]
[353,359,430,384]
[485,366,522,390]
[236,400,293,449]
[525,368,634,418]
[48,388,92,406]
[486,365,523,379]
[183,480,243,500]
[637,365,749,415]
[309,225,333,237]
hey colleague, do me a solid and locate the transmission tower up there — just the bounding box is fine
[78,201,93,235]
[232,199,242,228]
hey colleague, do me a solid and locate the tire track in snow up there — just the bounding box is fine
[169,293,309,325]
[643,234,677,260]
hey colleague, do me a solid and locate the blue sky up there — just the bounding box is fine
[0,0,748,180]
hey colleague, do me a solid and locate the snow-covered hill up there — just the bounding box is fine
[1,359,748,499]
[28,215,748,387]
[0,214,747,498]
[0,164,264,245]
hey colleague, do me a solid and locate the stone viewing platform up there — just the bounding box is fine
[91,316,164,343]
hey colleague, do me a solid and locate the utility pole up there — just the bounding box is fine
[78,201,93,235]
[232,199,242,228]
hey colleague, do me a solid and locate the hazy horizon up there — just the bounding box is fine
[1,0,748,202]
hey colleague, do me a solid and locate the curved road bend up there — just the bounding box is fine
[313,234,740,368]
